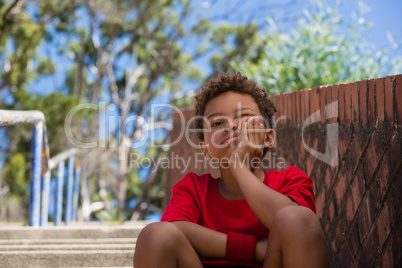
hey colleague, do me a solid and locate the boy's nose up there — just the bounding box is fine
[224,126,236,133]
[224,119,240,133]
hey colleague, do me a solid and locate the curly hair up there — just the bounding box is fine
[194,72,278,141]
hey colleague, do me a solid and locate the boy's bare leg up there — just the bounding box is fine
[263,206,330,268]
[133,222,203,268]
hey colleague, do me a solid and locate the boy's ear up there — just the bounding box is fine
[264,129,276,149]
[199,141,210,159]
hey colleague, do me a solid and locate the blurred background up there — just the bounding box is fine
[0,0,401,223]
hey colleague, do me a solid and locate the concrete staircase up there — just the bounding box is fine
[0,222,148,268]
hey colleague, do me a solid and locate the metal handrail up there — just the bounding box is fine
[0,109,80,227]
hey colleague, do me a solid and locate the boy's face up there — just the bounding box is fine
[199,91,273,161]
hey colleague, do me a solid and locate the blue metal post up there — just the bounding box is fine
[29,121,43,226]
[55,162,64,226]
[72,165,81,221]
[65,156,75,226]
[40,170,51,226]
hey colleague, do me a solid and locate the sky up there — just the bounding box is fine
[23,0,402,96]
[338,0,402,53]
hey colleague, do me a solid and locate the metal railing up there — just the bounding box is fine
[0,110,80,227]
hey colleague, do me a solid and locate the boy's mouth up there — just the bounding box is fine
[222,133,239,145]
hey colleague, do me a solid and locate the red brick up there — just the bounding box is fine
[278,94,284,123]
[368,79,376,125]
[377,203,392,247]
[346,194,354,222]
[334,176,347,207]
[356,227,379,268]
[291,92,296,124]
[282,93,287,122]
[288,93,293,123]
[338,133,351,161]
[368,178,382,218]
[276,94,281,120]
[339,84,346,123]
[381,243,393,268]
[324,166,336,195]
[325,219,330,234]
[309,88,315,122]
[326,85,332,106]
[285,93,289,123]
[306,154,316,177]
[284,93,292,123]
[271,95,278,111]
[351,82,360,124]
[340,240,354,268]
[295,91,301,124]
[304,89,311,123]
[314,87,320,122]
[378,135,401,197]
[358,197,372,243]
[316,190,325,218]
[360,80,368,125]
[344,83,352,124]
[348,224,361,257]
[325,86,333,123]
[353,133,370,173]
[364,132,387,182]
[351,177,362,214]
[385,76,395,124]
[396,74,402,124]
[300,90,306,123]
[377,77,385,123]
[314,161,326,191]
[331,85,339,123]
[320,86,327,124]
[329,200,335,221]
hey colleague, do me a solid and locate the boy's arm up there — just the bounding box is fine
[170,221,226,258]
[171,220,266,263]
[231,167,297,229]
[230,117,298,229]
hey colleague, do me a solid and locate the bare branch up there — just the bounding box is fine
[3,0,24,20]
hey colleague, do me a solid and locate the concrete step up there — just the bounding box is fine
[0,250,134,267]
[0,238,137,245]
[0,222,149,267]
[0,243,135,251]
[0,225,146,240]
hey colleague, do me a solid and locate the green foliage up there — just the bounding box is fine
[3,152,28,197]
[0,0,51,91]
[234,4,402,94]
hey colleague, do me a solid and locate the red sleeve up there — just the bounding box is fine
[161,173,201,223]
[277,166,316,213]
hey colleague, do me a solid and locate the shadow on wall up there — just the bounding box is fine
[164,74,402,268]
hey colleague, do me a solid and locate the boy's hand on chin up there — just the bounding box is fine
[229,117,267,171]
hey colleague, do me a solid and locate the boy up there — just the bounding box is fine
[134,73,330,268]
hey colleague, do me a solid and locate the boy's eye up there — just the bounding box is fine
[240,114,253,119]
[211,121,222,127]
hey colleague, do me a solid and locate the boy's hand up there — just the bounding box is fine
[229,116,267,171]
[255,238,268,263]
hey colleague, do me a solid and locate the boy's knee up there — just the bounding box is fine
[136,222,183,251]
[272,205,324,240]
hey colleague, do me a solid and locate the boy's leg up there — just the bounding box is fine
[263,205,330,268]
[133,222,203,268]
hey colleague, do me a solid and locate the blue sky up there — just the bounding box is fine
[338,0,402,53]
[25,0,402,96]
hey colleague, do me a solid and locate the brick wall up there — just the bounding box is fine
[163,74,402,267]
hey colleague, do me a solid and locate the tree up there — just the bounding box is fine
[232,1,402,94]
[31,0,264,221]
